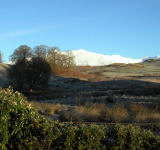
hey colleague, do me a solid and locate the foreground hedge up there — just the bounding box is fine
[0,87,160,150]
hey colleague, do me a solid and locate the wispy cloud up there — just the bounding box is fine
[0,17,87,40]
[0,23,58,40]
[0,30,37,38]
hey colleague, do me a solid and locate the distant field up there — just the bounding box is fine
[73,59,160,82]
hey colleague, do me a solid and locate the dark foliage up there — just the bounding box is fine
[27,57,51,89]
[8,57,51,90]
[8,60,28,90]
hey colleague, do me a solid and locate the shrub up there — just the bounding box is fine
[0,87,160,149]
[8,57,51,90]
[104,124,160,150]
[26,57,51,89]
[7,60,28,90]
[0,87,56,149]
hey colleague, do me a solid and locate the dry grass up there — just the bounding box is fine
[74,103,106,121]
[129,104,160,122]
[59,103,107,122]
[59,103,160,123]
[30,101,160,123]
[59,103,129,122]
[30,101,67,115]
[105,104,129,122]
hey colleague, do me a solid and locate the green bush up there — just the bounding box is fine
[0,87,55,149]
[104,124,160,150]
[0,87,160,149]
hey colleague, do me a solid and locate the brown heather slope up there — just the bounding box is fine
[54,67,106,81]
[55,67,94,79]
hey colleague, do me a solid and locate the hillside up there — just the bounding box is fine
[73,60,160,82]
[1,60,160,87]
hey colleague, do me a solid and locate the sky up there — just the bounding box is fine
[0,0,160,62]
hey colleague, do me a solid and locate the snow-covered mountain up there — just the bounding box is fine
[69,49,143,66]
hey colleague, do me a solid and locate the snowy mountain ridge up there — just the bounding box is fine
[68,49,144,66]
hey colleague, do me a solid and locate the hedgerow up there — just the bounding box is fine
[0,87,160,149]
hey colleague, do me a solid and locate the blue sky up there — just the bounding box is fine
[0,0,160,62]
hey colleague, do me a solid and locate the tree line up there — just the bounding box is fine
[7,45,75,90]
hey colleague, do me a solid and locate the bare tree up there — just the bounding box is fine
[47,47,62,73]
[10,45,32,62]
[64,50,75,68]
[47,48,75,73]
[33,45,49,59]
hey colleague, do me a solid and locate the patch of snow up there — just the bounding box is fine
[68,49,143,66]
